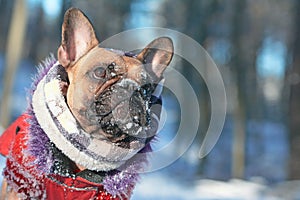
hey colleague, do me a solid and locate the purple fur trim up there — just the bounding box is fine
[103,169,139,198]
[26,55,57,173]
[103,143,152,197]
[29,55,57,93]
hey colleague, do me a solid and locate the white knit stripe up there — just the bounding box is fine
[44,79,79,134]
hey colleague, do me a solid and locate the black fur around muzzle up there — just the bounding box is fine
[94,77,158,148]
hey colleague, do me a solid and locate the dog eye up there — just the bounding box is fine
[93,67,106,79]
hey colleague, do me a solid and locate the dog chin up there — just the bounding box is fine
[82,109,146,149]
[90,129,146,150]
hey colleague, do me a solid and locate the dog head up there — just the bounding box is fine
[57,8,173,151]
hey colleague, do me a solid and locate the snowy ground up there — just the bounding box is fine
[132,173,300,200]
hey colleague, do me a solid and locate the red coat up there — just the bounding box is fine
[0,115,126,200]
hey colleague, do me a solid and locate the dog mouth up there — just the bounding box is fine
[91,78,155,149]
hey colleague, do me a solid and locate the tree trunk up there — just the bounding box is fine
[0,1,27,128]
[230,0,247,179]
[288,0,300,180]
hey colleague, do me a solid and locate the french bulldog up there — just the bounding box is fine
[0,7,173,199]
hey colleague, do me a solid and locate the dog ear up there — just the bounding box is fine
[57,8,99,68]
[137,37,174,80]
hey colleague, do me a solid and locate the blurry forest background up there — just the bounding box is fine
[0,0,300,198]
